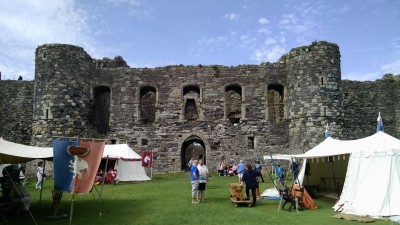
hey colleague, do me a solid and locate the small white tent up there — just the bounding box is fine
[103,144,150,182]
[295,131,400,218]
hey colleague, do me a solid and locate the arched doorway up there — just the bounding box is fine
[181,136,206,171]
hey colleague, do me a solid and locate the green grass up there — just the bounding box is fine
[4,173,392,225]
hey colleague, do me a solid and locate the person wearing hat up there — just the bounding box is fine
[237,159,245,183]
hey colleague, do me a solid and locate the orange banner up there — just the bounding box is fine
[72,140,105,193]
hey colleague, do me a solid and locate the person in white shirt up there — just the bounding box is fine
[197,159,209,201]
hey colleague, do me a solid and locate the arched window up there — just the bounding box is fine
[183,85,201,122]
[267,84,284,123]
[140,86,157,125]
[91,86,110,134]
[225,84,242,124]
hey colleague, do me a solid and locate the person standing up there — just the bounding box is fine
[241,164,258,207]
[190,159,200,204]
[197,159,209,201]
[277,164,284,181]
[237,160,245,183]
[255,161,264,183]
[10,183,30,214]
[35,161,44,189]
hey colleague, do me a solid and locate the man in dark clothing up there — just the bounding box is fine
[241,164,258,206]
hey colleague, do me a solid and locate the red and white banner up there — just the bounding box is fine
[71,140,105,193]
[141,151,153,167]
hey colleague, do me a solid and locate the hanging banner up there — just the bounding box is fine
[141,151,153,167]
[71,140,106,194]
[53,138,79,192]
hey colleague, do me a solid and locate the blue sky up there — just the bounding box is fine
[0,0,399,81]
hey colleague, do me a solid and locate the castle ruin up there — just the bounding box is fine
[0,41,399,173]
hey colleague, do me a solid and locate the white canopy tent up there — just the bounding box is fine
[294,131,400,218]
[0,137,52,163]
[102,144,150,182]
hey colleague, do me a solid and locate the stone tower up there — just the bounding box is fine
[31,44,94,146]
[285,41,343,152]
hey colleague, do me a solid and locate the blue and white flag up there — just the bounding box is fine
[53,138,79,192]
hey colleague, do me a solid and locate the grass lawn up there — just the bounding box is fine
[3,172,391,225]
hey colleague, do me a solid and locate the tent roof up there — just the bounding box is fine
[102,144,142,161]
[0,138,142,163]
[263,154,294,161]
[295,131,400,159]
[0,137,53,163]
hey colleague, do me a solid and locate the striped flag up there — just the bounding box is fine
[53,138,79,192]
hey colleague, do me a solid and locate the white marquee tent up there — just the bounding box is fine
[0,138,150,182]
[294,131,400,218]
[102,144,150,182]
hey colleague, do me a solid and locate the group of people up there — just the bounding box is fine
[217,161,243,177]
[189,159,209,204]
[94,168,118,185]
[190,158,266,207]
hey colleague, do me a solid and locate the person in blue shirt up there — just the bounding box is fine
[237,160,245,183]
[190,159,200,204]
[277,164,284,181]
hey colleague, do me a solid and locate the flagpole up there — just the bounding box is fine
[150,150,156,181]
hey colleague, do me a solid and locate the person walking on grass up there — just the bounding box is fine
[35,161,44,189]
[241,164,258,207]
[197,159,209,201]
[237,159,245,183]
[190,159,200,204]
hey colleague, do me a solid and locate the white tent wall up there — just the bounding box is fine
[334,151,400,217]
[303,156,349,193]
[102,144,150,182]
[115,160,150,182]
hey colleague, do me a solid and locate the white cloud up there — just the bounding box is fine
[339,4,352,13]
[106,0,141,7]
[342,71,381,81]
[264,38,277,45]
[258,17,269,25]
[381,59,400,75]
[224,13,239,21]
[280,13,298,25]
[251,45,286,63]
[0,0,101,80]
[240,35,256,46]
[258,28,270,34]
[197,36,228,47]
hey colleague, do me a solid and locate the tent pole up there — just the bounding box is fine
[98,156,109,208]
[264,168,283,212]
[269,153,285,188]
[331,160,338,197]
[69,193,75,225]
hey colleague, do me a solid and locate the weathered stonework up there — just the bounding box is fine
[0,80,34,145]
[0,41,399,174]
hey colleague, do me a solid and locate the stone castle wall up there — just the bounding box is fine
[0,80,34,145]
[0,41,399,174]
[342,75,400,139]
